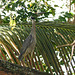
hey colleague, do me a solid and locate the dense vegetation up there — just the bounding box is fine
[0,0,75,74]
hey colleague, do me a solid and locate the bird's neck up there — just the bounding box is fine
[31,20,36,35]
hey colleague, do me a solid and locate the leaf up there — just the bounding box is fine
[54,5,59,7]
[71,0,75,4]
[0,23,75,74]
[2,0,5,2]
[59,16,66,22]
[0,5,2,8]
[64,12,73,18]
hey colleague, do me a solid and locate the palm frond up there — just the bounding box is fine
[0,23,75,74]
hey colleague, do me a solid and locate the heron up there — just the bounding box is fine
[18,12,45,61]
[18,16,36,61]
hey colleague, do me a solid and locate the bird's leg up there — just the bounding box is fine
[30,51,34,68]
[23,56,28,67]
[25,56,31,67]
[31,50,34,57]
[30,53,33,68]
[31,55,33,68]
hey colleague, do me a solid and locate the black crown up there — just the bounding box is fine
[31,16,35,20]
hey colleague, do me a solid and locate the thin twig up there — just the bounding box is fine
[56,31,75,72]
[55,31,69,43]
[57,40,75,63]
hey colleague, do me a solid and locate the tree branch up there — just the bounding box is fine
[0,59,50,75]
[57,40,75,64]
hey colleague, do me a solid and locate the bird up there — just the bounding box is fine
[18,12,46,61]
[18,16,36,61]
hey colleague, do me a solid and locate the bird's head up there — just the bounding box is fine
[31,16,36,20]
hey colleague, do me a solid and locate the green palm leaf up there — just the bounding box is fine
[0,23,75,74]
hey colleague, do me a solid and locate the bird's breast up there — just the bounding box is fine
[24,42,36,56]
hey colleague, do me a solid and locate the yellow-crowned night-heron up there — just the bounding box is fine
[18,12,45,61]
[18,16,36,61]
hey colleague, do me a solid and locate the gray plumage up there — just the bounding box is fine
[18,17,36,61]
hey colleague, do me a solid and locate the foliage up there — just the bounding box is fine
[72,0,75,4]
[0,0,55,23]
[0,23,75,74]
[0,0,75,74]
[0,0,74,24]
[54,12,74,22]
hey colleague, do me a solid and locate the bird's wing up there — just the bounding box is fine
[18,34,33,60]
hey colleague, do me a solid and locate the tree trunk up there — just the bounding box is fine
[68,0,71,23]
[73,3,75,24]
[0,59,50,75]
